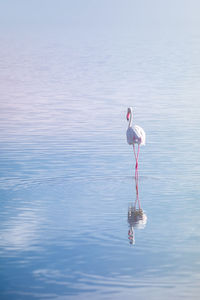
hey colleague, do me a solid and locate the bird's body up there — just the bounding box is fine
[126,107,146,174]
[126,125,146,146]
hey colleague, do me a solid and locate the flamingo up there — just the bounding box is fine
[126,107,146,175]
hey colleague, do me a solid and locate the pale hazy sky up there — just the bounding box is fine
[0,0,199,34]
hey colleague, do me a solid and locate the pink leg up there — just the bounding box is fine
[133,144,141,210]
[133,144,137,178]
[133,144,140,177]
[136,144,140,171]
[136,145,141,209]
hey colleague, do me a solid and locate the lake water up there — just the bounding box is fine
[0,7,200,299]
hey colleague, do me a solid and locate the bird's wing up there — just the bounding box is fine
[134,125,146,145]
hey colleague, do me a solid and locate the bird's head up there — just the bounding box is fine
[126,107,133,121]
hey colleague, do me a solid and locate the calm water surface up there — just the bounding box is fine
[0,25,200,299]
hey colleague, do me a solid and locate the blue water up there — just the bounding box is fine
[1,2,200,299]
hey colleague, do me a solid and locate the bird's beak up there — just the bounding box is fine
[126,112,130,121]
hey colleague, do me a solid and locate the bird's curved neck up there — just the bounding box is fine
[128,111,133,127]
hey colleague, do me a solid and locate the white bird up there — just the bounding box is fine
[126,107,146,172]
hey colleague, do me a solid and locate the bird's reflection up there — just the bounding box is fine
[128,170,147,245]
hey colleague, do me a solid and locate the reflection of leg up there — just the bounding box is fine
[134,168,140,209]
[128,227,135,245]
[135,170,141,209]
